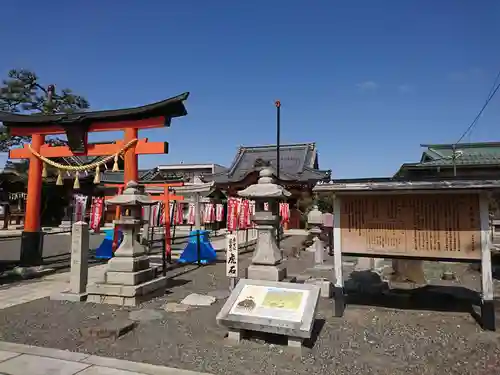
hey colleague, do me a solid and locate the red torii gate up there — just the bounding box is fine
[1,92,189,265]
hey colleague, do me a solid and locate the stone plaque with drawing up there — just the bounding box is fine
[340,193,482,260]
[216,279,321,339]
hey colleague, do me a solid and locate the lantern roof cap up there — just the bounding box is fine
[237,168,291,199]
[107,180,156,206]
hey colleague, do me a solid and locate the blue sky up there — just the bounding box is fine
[1,0,499,178]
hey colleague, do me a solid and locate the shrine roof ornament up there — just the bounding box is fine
[0,92,189,130]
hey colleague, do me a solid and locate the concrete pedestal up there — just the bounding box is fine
[246,263,287,281]
[302,266,334,298]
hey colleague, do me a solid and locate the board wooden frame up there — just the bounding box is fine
[329,189,495,331]
[338,192,482,261]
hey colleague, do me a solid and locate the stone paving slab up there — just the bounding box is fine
[0,354,91,375]
[0,341,90,362]
[81,356,211,375]
[0,351,19,362]
[78,367,148,375]
[0,341,212,375]
[77,367,145,375]
[0,264,108,310]
[0,232,256,311]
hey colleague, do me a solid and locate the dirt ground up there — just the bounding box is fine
[0,236,499,375]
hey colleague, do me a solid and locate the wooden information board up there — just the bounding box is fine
[339,193,482,260]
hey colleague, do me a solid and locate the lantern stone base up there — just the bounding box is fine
[246,264,287,282]
[104,268,156,285]
[87,276,168,307]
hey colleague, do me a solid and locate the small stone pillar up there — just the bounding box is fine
[59,205,73,230]
[87,181,168,306]
[140,205,151,245]
[239,168,291,281]
[194,193,201,229]
[322,213,334,256]
[307,206,326,265]
[51,221,89,301]
[303,206,333,297]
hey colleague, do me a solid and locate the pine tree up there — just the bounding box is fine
[0,69,90,152]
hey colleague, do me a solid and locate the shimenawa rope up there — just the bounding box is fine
[28,138,138,188]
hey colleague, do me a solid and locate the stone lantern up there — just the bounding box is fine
[87,181,168,306]
[303,204,333,298]
[238,168,291,281]
[307,205,325,264]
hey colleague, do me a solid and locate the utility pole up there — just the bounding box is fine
[275,100,281,249]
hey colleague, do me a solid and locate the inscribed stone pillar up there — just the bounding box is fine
[70,221,89,294]
[51,221,89,301]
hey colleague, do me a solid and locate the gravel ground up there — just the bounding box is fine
[0,236,499,375]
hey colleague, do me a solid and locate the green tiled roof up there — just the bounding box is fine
[418,142,500,166]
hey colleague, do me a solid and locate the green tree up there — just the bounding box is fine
[0,69,90,152]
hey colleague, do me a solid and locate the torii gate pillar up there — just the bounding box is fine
[20,134,45,265]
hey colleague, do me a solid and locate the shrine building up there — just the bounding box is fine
[203,143,331,229]
[394,142,500,180]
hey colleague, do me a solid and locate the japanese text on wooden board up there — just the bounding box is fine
[226,233,238,277]
[339,193,482,260]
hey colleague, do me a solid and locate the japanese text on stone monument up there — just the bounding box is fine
[226,233,238,277]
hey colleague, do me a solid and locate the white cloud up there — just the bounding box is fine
[356,81,379,91]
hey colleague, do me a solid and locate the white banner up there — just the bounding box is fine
[226,233,238,278]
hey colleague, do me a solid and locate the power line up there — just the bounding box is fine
[455,69,500,144]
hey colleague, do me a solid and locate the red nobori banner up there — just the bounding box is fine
[90,197,104,232]
[227,197,239,232]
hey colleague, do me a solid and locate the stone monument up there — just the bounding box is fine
[238,168,291,281]
[87,181,168,306]
[303,205,333,298]
[51,221,89,301]
[216,278,321,348]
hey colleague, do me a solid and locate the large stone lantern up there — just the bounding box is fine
[238,168,291,281]
[87,181,168,306]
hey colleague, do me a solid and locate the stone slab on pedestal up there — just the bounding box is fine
[216,279,321,347]
[246,264,287,282]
